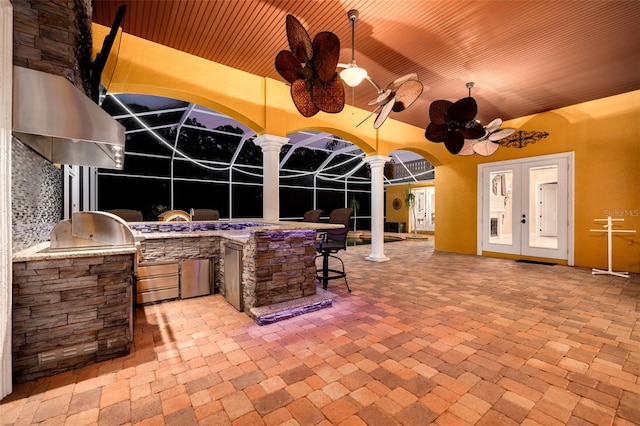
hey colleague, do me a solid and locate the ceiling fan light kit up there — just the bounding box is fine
[340,9,368,88]
[340,64,368,87]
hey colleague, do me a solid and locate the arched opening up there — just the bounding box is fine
[97,93,375,228]
[384,150,435,236]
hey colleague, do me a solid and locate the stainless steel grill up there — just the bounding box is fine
[49,211,136,251]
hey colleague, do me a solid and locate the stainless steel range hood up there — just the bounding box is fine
[12,66,125,170]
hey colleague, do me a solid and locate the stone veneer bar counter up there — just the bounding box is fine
[12,245,137,383]
[10,220,339,382]
[130,220,339,312]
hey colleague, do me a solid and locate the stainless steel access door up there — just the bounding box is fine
[181,259,212,299]
[224,242,244,311]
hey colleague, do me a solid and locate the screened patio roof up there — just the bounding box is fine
[100,93,434,184]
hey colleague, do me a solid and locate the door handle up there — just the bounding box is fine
[521,214,526,224]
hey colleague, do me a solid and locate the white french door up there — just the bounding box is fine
[478,153,573,261]
[414,187,435,231]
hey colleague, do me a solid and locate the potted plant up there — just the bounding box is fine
[405,185,418,237]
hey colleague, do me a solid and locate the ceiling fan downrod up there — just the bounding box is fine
[348,9,359,64]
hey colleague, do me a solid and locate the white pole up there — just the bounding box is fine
[607,217,613,273]
[254,135,289,221]
[364,155,390,262]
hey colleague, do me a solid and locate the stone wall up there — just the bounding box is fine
[12,0,93,93]
[138,229,319,314]
[11,138,63,252]
[12,253,134,383]
[139,236,222,293]
[244,229,317,309]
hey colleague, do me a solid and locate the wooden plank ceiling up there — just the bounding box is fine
[92,0,640,129]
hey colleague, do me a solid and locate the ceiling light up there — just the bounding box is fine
[341,65,368,87]
[340,10,367,87]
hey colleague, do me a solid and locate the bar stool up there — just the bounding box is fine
[315,208,353,292]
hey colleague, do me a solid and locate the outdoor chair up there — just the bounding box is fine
[303,209,324,222]
[106,209,143,222]
[191,209,219,221]
[315,208,353,292]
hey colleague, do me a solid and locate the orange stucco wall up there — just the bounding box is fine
[434,91,640,272]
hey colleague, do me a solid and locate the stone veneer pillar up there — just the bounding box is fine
[364,155,391,262]
[0,0,13,400]
[253,134,289,221]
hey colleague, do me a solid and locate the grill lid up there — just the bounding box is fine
[50,211,136,251]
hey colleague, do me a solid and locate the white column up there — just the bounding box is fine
[364,155,391,262]
[0,0,12,399]
[253,134,288,221]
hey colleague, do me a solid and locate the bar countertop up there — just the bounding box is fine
[12,220,341,262]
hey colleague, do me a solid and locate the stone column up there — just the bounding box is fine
[0,0,12,400]
[364,155,391,262]
[253,134,288,221]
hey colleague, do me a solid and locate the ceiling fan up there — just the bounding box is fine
[426,82,515,156]
[356,73,424,129]
[470,118,516,156]
[424,82,485,154]
[337,10,424,129]
[275,15,345,117]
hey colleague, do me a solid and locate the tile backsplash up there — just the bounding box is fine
[11,138,62,252]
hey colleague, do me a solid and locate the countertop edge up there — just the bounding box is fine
[13,242,138,262]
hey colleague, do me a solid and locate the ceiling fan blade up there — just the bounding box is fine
[460,120,486,139]
[475,129,489,141]
[473,140,500,156]
[374,97,395,129]
[387,73,419,92]
[444,131,465,154]
[286,15,313,63]
[485,118,502,134]
[429,100,452,125]
[488,128,516,141]
[311,72,345,113]
[291,79,319,117]
[357,106,381,127]
[275,50,302,84]
[425,122,447,142]
[313,32,341,83]
[458,139,477,156]
[392,80,423,112]
[450,97,478,121]
[368,90,392,106]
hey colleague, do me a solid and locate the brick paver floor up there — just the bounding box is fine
[2,239,639,425]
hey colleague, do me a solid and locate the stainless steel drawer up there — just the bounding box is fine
[137,288,180,304]
[137,263,179,278]
[137,275,179,292]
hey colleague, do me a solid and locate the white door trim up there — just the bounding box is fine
[477,152,574,264]
[0,0,12,400]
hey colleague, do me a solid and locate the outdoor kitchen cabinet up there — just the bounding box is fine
[136,262,180,304]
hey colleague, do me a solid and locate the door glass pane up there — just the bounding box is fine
[489,171,512,245]
[529,165,558,249]
[415,189,426,230]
